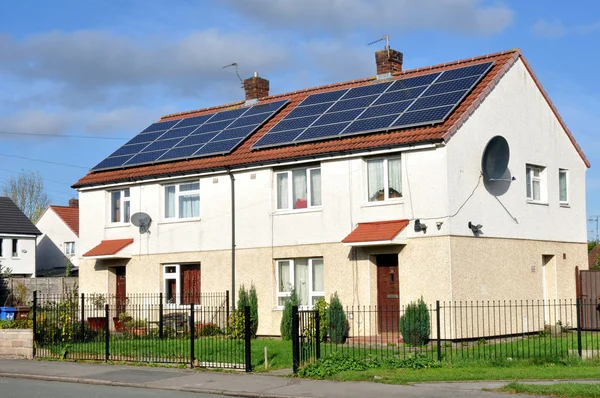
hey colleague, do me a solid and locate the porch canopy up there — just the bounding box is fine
[342,219,409,246]
[83,238,134,259]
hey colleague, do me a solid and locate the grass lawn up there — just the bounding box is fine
[496,382,600,398]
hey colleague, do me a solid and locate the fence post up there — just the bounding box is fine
[159,292,164,340]
[190,302,195,368]
[292,305,299,374]
[226,290,230,322]
[32,291,37,358]
[104,303,110,362]
[244,305,252,372]
[315,310,321,360]
[80,293,85,342]
[576,298,582,358]
[436,300,441,362]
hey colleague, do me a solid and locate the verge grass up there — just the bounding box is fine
[497,382,600,398]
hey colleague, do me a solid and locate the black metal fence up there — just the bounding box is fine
[293,299,600,371]
[33,291,252,371]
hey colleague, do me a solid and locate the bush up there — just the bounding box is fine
[326,293,349,344]
[249,284,258,338]
[227,309,245,339]
[399,298,430,346]
[0,319,32,329]
[280,288,298,340]
[304,298,328,343]
[237,285,250,309]
[195,322,221,336]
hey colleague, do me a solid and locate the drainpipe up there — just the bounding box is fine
[229,170,236,310]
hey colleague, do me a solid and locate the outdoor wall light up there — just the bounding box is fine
[414,219,427,233]
[468,221,483,234]
[436,221,443,230]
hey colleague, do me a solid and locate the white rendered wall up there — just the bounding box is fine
[0,236,36,276]
[35,209,79,270]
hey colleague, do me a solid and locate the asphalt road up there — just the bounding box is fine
[0,377,224,398]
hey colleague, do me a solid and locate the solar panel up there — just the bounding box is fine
[92,99,288,171]
[253,61,494,149]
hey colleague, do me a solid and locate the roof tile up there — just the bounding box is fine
[50,206,79,237]
[342,219,410,244]
[83,239,134,257]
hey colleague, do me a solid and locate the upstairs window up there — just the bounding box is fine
[0,238,3,257]
[110,188,130,223]
[164,181,200,219]
[277,258,324,307]
[65,242,75,255]
[526,164,546,202]
[559,169,569,204]
[11,239,18,258]
[276,167,322,210]
[367,157,402,202]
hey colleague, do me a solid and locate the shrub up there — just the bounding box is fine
[399,298,430,346]
[195,322,221,336]
[326,293,349,344]
[227,309,245,339]
[249,284,258,338]
[280,288,298,340]
[237,285,250,309]
[304,298,328,343]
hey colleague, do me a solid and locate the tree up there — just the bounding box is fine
[1,170,50,222]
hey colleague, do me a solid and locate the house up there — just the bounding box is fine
[589,244,600,268]
[35,199,80,276]
[73,48,589,336]
[0,197,42,277]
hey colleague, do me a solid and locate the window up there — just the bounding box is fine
[559,169,569,204]
[11,239,18,258]
[163,264,201,305]
[0,238,3,257]
[276,167,322,210]
[367,157,402,202]
[65,242,75,255]
[164,181,200,219]
[526,164,546,202]
[110,188,130,223]
[277,258,324,307]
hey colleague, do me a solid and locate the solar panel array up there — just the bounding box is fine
[92,100,288,170]
[252,61,494,149]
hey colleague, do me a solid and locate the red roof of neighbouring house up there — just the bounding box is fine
[83,239,134,257]
[342,219,410,244]
[50,205,79,237]
[73,49,589,189]
[589,244,600,268]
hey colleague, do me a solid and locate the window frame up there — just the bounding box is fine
[276,257,325,309]
[275,166,322,211]
[163,263,201,306]
[559,169,569,205]
[365,156,403,203]
[526,164,547,203]
[65,241,75,255]
[11,239,18,258]
[163,180,201,220]
[110,188,131,224]
[0,238,3,258]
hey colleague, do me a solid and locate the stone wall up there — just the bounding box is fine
[0,329,33,359]
[0,277,78,305]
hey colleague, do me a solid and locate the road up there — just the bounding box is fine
[0,377,223,398]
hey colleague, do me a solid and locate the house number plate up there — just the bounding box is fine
[387,294,399,299]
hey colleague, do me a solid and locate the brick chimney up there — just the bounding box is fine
[243,72,269,100]
[375,48,403,75]
[68,198,79,208]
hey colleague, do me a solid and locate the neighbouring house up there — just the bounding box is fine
[589,244,600,268]
[35,199,80,276]
[73,48,589,336]
[0,197,42,278]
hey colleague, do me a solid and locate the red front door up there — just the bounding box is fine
[116,267,126,316]
[376,254,399,333]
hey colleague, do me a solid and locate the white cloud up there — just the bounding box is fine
[531,19,567,37]
[223,0,514,36]
[0,110,69,138]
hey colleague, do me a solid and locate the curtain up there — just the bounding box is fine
[559,171,567,202]
[181,264,201,305]
[165,186,176,218]
[367,160,384,201]
[111,191,121,222]
[312,259,324,292]
[278,261,291,293]
[533,180,541,201]
[277,173,289,209]
[310,169,322,206]
[525,167,532,198]
[124,200,131,223]
[179,194,199,218]
[387,158,402,198]
[295,259,309,306]
[293,170,307,209]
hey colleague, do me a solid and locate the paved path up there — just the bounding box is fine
[0,359,594,398]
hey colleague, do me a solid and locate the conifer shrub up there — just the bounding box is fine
[249,284,259,338]
[326,293,349,344]
[399,298,430,346]
[280,288,298,340]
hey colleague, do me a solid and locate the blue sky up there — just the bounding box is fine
[0,0,598,238]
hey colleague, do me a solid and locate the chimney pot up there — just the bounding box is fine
[243,73,270,100]
[375,48,403,76]
[68,198,79,208]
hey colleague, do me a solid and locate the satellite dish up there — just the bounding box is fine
[481,136,510,181]
[131,212,152,234]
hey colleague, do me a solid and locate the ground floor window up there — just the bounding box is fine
[276,257,324,308]
[163,263,201,305]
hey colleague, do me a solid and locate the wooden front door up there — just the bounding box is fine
[376,254,399,333]
[116,267,126,316]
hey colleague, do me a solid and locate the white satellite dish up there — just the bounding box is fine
[131,212,152,234]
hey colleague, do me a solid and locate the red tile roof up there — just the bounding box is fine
[73,49,589,188]
[342,219,410,244]
[83,238,134,257]
[589,244,600,268]
[50,206,79,237]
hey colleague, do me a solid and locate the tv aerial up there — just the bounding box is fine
[131,212,152,235]
[368,35,391,56]
[481,136,512,182]
[223,62,243,82]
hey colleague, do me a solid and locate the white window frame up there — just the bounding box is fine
[65,242,75,255]
[163,180,201,220]
[0,238,3,258]
[276,258,325,309]
[11,239,18,258]
[559,169,569,205]
[526,164,546,203]
[366,156,403,203]
[110,188,130,224]
[275,166,322,211]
